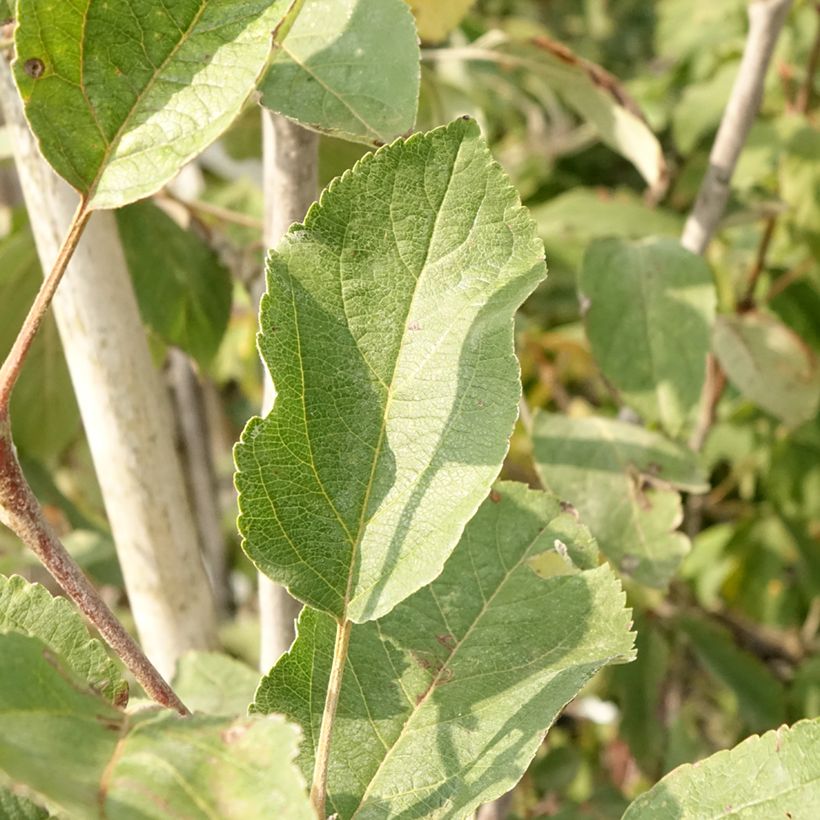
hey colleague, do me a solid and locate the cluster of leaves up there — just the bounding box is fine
[0,0,818,818]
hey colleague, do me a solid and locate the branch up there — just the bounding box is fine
[681,0,793,255]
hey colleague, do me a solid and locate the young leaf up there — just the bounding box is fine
[172,650,260,716]
[116,201,232,365]
[13,0,292,210]
[0,633,312,818]
[622,719,820,819]
[235,119,546,623]
[580,238,716,437]
[713,311,820,428]
[0,574,127,705]
[260,0,420,145]
[407,0,476,43]
[531,412,708,587]
[252,483,635,819]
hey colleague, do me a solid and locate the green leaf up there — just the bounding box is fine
[0,633,311,818]
[579,238,716,437]
[495,39,667,189]
[780,126,820,234]
[260,0,420,145]
[0,790,50,820]
[0,221,80,460]
[235,119,546,623]
[407,0,475,43]
[13,0,292,210]
[252,483,634,819]
[0,1,12,21]
[531,412,708,587]
[622,719,820,819]
[0,574,127,706]
[679,616,787,733]
[713,311,820,428]
[172,650,260,716]
[116,201,232,365]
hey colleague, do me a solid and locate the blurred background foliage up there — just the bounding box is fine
[0,0,818,816]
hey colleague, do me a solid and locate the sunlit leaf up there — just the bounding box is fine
[407,0,476,43]
[14,0,292,209]
[260,0,420,144]
[235,119,546,623]
[253,483,634,819]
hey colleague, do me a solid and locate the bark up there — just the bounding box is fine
[0,59,218,680]
[257,111,319,672]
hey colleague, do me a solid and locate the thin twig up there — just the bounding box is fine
[0,202,90,411]
[795,3,820,114]
[741,215,777,307]
[157,190,264,231]
[0,414,188,715]
[311,618,352,818]
[681,0,794,255]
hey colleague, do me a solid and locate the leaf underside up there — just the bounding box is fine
[531,412,708,587]
[260,0,420,144]
[235,118,546,623]
[14,0,291,209]
[253,482,634,819]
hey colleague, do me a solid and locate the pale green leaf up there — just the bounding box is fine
[407,0,475,43]
[252,483,634,819]
[260,0,420,144]
[780,126,820,233]
[713,311,820,428]
[494,39,667,189]
[13,0,292,210]
[0,633,311,818]
[0,574,127,706]
[235,119,546,623]
[116,201,232,365]
[672,61,738,154]
[172,650,260,716]
[0,790,49,820]
[0,221,80,460]
[531,412,708,587]
[579,238,716,437]
[623,719,820,819]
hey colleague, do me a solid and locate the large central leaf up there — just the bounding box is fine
[252,483,634,818]
[235,119,546,623]
[13,0,292,209]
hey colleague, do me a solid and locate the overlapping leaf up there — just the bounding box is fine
[260,0,420,144]
[13,0,292,209]
[580,238,716,437]
[0,574,126,705]
[531,412,708,587]
[0,633,311,818]
[172,650,260,716]
[0,789,50,820]
[623,719,820,819]
[252,483,634,819]
[235,119,546,623]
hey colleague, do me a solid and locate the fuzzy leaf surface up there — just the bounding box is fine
[580,238,716,437]
[623,719,820,819]
[0,574,126,705]
[235,119,546,622]
[13,0,291,209]
[531,412,708,587]
[260,0,420,144]
[0,633,311,818]
[252,483,634,819]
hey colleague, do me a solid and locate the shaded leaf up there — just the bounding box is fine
[116,201,232,365]
[261,0,420,144]
[0,790,50,820]
[713,311,820,428]
[779,125,820,234]
[0,221,80,460]
[622,719,820,819]
[172,650,260,716]
[580,237,716,437]
[0,633,311,818]
[235,119,546,623]
[407,0,475,43]
[531,412,708,587]
[0,1,11,21]
[253,483,634,819]
[0,574,126,706]
[14,0,292,209]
